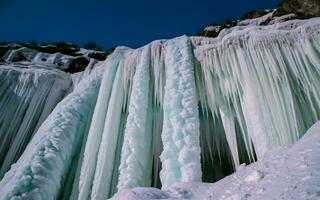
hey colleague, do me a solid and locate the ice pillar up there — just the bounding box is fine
[160,36,202,189]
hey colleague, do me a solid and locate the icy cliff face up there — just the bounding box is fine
[0,16,319,200]
[0,64,72,179]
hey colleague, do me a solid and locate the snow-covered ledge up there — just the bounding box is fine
[111,121,320,200]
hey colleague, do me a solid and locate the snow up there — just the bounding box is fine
[4,47,76,70]
[112,121,320,200]
[204,25,221,32]
[238,10,274,26]
[268,13,296,24]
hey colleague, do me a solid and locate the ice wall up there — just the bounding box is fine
[0,64,72,178]
[193,18,320,160]
[0,17,319,200]
[0,64,103,200]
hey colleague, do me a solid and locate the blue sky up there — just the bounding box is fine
[0,0,281,49]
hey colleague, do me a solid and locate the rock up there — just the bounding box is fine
[66,56,90,73]
[274,0,320,18]
[88,52,108,61]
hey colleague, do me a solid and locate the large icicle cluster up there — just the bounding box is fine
[0,17,319,200]
[193,18,320,162]
[0,63,103,199]
[0,64,72,179]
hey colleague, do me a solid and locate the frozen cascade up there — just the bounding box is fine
[0,63,103,199]
[90,51,128,200]
[160,36,202,189]
[0,64,72,179]
[0,17,319,200]
[117,45,152,189]
[194,18,320,159]
[77,49,126,200]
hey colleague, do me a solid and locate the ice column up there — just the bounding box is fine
[160,36,202,189]
[117,45,152,189]
[78,49,125,200]
[90,56,126,200]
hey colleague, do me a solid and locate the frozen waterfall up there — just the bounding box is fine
[0,17,319,200]
[0,64,72,179]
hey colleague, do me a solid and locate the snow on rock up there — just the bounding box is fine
[268,13,296,24]
[238,11,275,26]
[204,25,221,32]
[112,121,320,200]
[4,47,76,70]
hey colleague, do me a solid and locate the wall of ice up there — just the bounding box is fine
[0,64,72,179]
[0,17,319,200]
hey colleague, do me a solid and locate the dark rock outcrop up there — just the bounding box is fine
[274,0,320,18]
[66,57,90,73]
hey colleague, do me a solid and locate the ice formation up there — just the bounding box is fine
[112,121,320,200]
[0,16,319,200]
[0,64,72,179]
[160,36,202,189]
[117,45,152,189]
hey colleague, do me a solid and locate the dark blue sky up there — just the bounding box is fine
[0,0,281,49]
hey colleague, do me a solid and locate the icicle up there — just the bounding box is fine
[160,36,202,189]
[150,40,166,106]
[219,109,239,168]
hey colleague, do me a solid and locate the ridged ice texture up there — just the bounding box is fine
[160,36,202,189]
[77,49,125,200]
[117,45,152,189]
[89,47,139,200]
[193,18,320,160]
[0,65,102,200]
[0,65,72,178]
